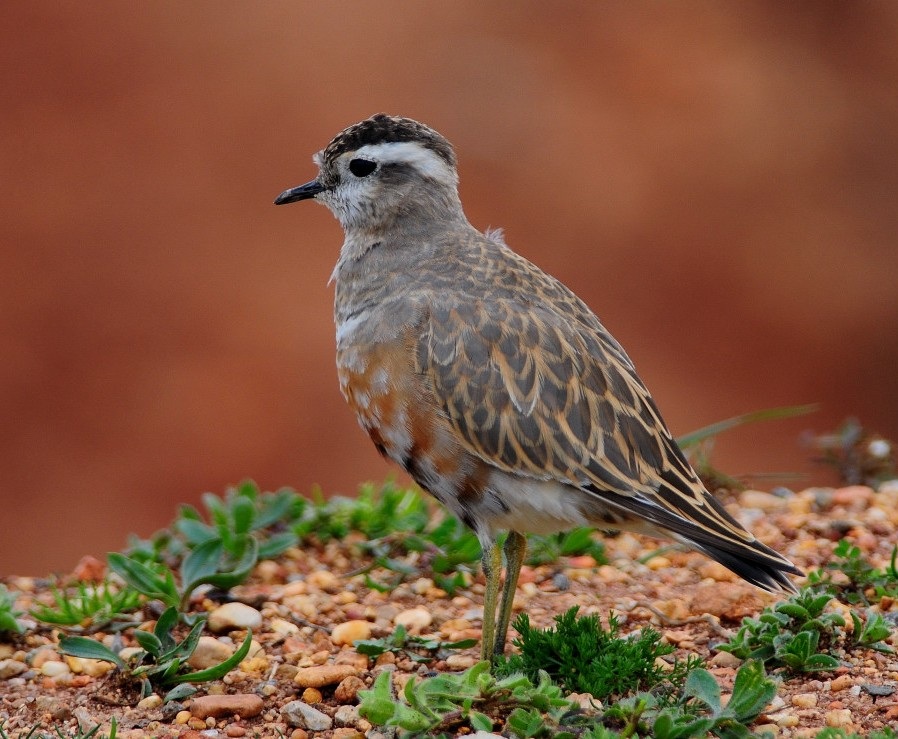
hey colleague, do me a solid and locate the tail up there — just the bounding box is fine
[589,483,804,594]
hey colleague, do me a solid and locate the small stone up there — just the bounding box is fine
[190,694,264,719]
[335,651,369,669]
[301,687,323,703]
[289,730,308,739]
[791,692,818,708]
[645,556,671,570]
[65,655,115,677]
[332,730,364,739]
[766,710,800,728]
[282,700,333,730]
[270,617,300,636]
[445,654,476,670]
[824,708,854,728]
[0,659,27,679]
[175,710,192,724]
[226,726,247,737]
[709,651,742,668]
[40,660,71,678]
[830,674,855,692]
[334,704,361,726]
[294,664,361,688]
[331,620,372,646]
[394,606,432,633]
[306,570,341,592]
[188,636,235,670]
[72,554,106,582]
[207,602,263,633]
[740,490,784,511]
[137,694,162,710]
[335,675,366,703]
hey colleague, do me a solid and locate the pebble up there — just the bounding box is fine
[190,694,264,719]
[306,570,341,592]
[301,687,323,703]
[294,664,361,688]
[709,651,742,668]
[226,727,247,737]
[445,654,476,670]
[0,659,27,679]
[824,708,854,728]
[766,709,799,728]
[645,555,671,570]
[188,636,235,670]
[137,694,162,710]
[335,675,366,703]
[282,700,333,730]
[65,655,115,677]
[331,619,372,645]
[830,674,855,692]
[791,692,818,708]
[740,490,785,512]
[334,704,361,726]
[331,730,364,739]
[207,603,263,633]
[270,617,300,636]
[175,710,192,724]
[40,660,71,678]
[289,730,308,739]
[394,606,433,633]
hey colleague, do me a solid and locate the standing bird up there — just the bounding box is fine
[275,114,801,661]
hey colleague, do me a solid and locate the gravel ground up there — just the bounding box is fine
[2,482,898,738]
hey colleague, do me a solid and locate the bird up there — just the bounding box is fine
[275,113,802,662]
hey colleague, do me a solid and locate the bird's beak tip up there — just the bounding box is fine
[274,179,326,205]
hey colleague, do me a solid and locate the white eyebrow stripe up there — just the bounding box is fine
[353,141,457,186]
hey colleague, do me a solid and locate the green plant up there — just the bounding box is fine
[807,539,898,606]
[359,660,589,738]
[30,579,141,631]
[59,606,252,699]
[176,481,300,561]
[676,404,818,490]
[0,585,25,636]
[354,624,477,664]
[720,586,892,672]
[605,660,777,739]
[109,532,258,613]
[525,527,607,567]
[0,718,118,739]
[806,417,895,487]
[496,606,699,700]
[814,729,897,739]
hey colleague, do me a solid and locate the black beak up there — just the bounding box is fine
[274,179,326,205]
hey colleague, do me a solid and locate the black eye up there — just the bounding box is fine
[349,158,377,178]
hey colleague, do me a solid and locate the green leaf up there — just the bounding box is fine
[683,668,722,711]
[133,629,163,657]
[107,553,179,608]
[164,683,198,703]
[358,671,397,724]
[231,495,256,537]
[171,628,253,684]
[469,711,493,731]
[724,661,777,721]
[676,404,818,449]
[58,636,125,668]
[180,539,224,592]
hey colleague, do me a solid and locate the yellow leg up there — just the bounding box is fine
[494,530,527,657]
[479,539,502,661]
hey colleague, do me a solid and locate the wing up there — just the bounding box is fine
[416,295,798,580]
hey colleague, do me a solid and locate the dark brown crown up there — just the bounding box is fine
[322,114,457,168]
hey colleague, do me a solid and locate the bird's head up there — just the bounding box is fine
[275,114,463,233]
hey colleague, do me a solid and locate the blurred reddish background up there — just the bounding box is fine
[2,3,896,574]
